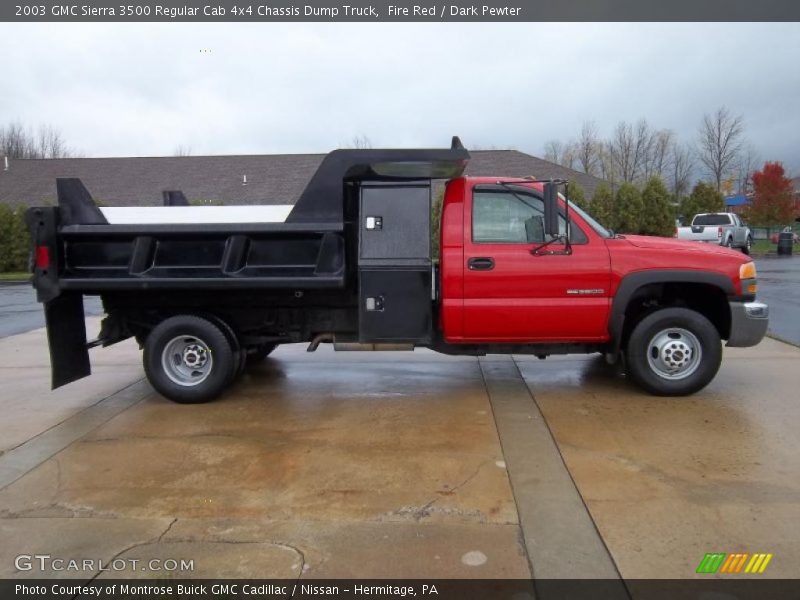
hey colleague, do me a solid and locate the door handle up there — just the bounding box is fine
[468,257,495,271]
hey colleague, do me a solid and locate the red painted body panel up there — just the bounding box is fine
[439,177,752,344]
[439,178,466,338]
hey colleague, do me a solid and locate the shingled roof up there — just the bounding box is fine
[0,150,604,208]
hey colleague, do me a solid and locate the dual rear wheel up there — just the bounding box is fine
[143,315,276,404]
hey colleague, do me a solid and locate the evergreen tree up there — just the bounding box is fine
[590,183,614,230]
[613,182,643,234]
[10,207,31,271]
[567,181,587,211]
[640,176,675,236]
[431,189,444,260]
[680,182,725,220]
[0,204,32,272]
[0,204,14,272]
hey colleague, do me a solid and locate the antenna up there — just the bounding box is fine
[3,157,8,171]
[242,174,247,185]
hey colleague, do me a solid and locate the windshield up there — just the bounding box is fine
[566,199,612,238]
[693,214,730,226]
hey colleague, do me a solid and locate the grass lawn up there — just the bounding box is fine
[749,239,775,257]
[0,271,30,282]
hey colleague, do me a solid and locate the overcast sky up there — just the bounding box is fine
[1,23,798,174]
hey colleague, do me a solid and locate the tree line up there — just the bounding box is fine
[0,122,77,274]
[1,122,75,159]
[568,159,795,237]
[543,107,758,198]
[548,107,796,232]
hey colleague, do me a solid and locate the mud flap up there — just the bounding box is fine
[44,293,90,389]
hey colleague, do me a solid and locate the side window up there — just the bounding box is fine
[472,190,585,244]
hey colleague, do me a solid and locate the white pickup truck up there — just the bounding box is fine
[676,213,752,254]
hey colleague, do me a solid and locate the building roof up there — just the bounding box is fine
[0,150,605,208]
[725,194,751,206]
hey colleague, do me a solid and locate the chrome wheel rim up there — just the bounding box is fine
[646,327,702,380]
[161,335,213,386]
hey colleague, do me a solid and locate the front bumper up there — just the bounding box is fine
[726,301,769,347]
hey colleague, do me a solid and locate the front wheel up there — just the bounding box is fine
[625,308,722,396]
[144,315,236,403]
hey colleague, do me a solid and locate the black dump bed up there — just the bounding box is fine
[27,138,469,303]
[26,138,470,389]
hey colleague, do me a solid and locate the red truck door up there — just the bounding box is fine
[462,184,611,342]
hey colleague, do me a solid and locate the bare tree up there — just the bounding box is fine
[596,141,616,184]
[36,125,68,158]
[609,120,653,183]
[576,121,601,176]
[734,143,760,195]
[643,129,674,181]
[173,145,192,157]
[0,122,29,158]
[1,122,74,159]
[669,141,695,199]
[543,139,563,164]
[697,107,744,191]
[347,134,373,149]
[560,141,579,170]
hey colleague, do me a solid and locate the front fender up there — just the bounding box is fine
[609,270,736,354]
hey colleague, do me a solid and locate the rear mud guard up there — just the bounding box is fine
[44,293,91,389]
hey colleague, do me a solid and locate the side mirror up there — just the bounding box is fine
[542,182,560,237]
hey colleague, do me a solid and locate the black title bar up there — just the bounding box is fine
[3,0,800,22]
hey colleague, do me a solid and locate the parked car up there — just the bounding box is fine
[676,212,752,254]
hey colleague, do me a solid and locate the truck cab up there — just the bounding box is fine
[435,177,767,395]
[26,139,768,404]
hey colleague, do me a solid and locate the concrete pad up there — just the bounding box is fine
[515,337,800,579]
[0,346,530,579]
[96,517,528,579]
[0,317,143,453]
[0,380,151,489]
[480,357,621,582]
[0,517,173,578]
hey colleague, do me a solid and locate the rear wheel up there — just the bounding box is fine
[742,236,752,255]
[625,308,722,396]
[144,315,235,403]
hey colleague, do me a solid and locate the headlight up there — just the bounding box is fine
[739,262,757,296]
[739,262,757,280]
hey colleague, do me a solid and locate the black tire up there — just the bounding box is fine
[234,348,248,378]
[143,315,236,404]
[625,308,722,396]
[724,237,732,248]
[742,236,752,255]
[245,343,278,365]
[201,313,241,382]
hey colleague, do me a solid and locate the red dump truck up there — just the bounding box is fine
[26,138,768,403]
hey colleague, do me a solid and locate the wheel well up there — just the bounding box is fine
[122,310,241,352]
[620,282,730,348]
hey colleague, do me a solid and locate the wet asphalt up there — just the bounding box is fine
[754,254,800,346]
[0,254,797,343]
[0,283,102,338]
